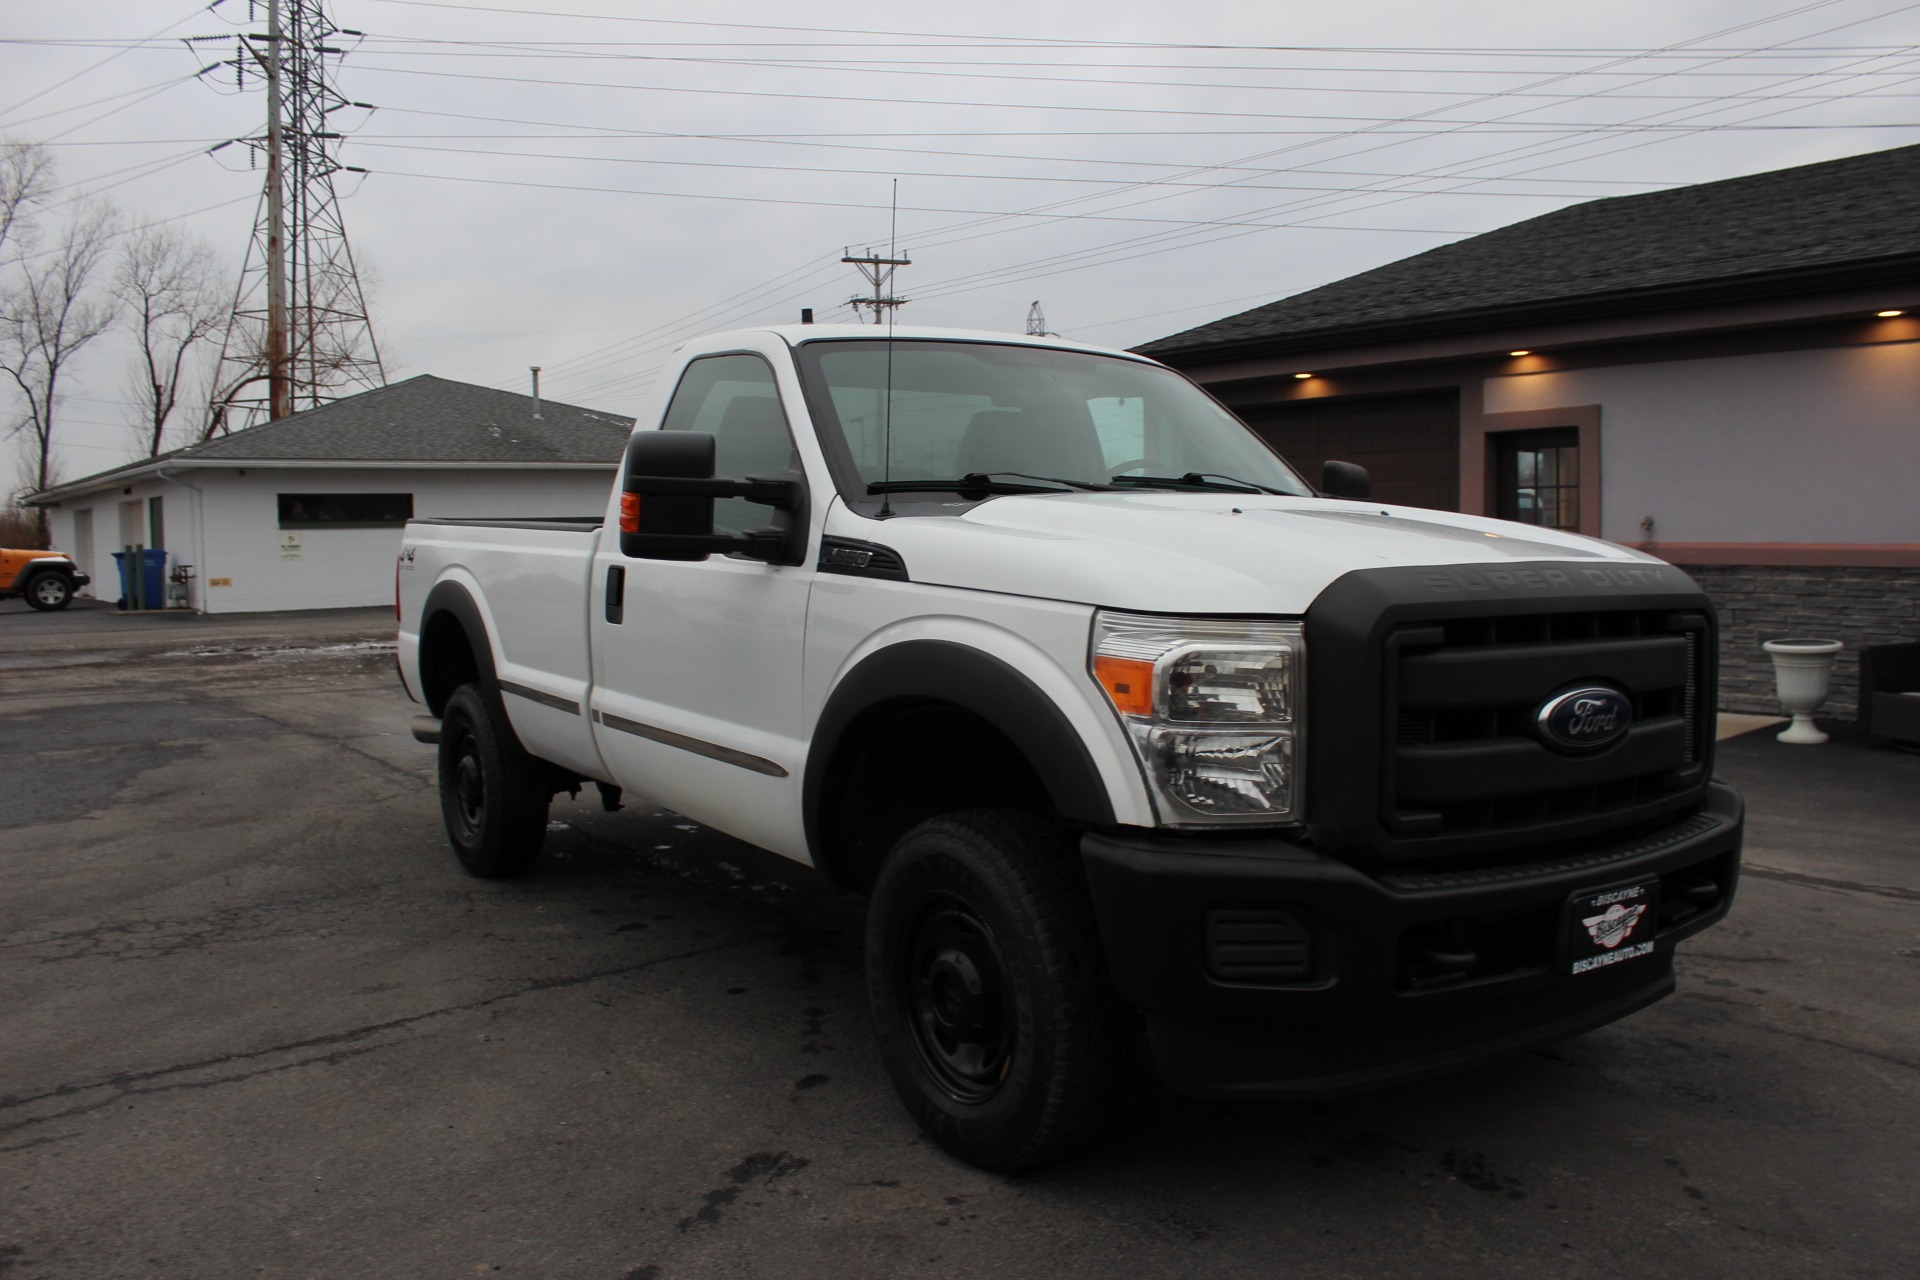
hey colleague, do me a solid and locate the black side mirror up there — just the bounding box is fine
[619,431,808,565]
[1321,459,1372,501]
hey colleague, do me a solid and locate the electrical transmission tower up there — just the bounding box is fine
[208,0,384,433]
[842,247,911,324]
[1026,301,1056,337]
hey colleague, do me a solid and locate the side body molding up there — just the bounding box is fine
[803,639,1117,886]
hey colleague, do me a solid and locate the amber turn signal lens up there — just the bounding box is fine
[619,490,641,534]
[1094,655,1155,717]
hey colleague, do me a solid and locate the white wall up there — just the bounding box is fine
[48,466,613,613]
[45,476,192,603]
[1484,341,1920,545]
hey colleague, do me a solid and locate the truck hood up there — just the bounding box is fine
[840,492,1665,614]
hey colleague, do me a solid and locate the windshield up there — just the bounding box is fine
[792,339,1312,511]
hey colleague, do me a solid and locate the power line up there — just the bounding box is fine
[0,0,215,120]
[893,2,1918,305]
[345,59,1920,127]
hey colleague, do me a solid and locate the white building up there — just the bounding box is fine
[30,375,631,613]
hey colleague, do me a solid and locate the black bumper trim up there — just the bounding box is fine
[1377,810,1728,892]
[1079,782,1740,1095]
[1146,962,1674,1099]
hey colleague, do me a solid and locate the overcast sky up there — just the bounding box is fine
[5,0,1920,494]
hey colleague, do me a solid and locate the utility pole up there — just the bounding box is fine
[841,247,911,325]
[264,0,290,421]
[208,0,385,432]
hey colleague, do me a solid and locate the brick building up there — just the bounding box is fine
[1138,144,1920,717]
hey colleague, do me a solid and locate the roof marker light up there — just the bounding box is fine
[1509,349,1531,356]
[1293,372,1312,380]
[1877,309,1904,318]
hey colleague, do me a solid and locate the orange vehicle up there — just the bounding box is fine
[0,548,88,611]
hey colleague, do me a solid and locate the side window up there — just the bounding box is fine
[660,353,798,536]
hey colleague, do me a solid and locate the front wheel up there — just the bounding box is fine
[437,683,549,878]
[25,574,73,611]
[866,810,1133,1172]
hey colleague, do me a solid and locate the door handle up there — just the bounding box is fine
[605,564,625,624]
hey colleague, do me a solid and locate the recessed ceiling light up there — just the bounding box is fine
[1294,372,1313,379]
[1509,349,1531,357]
[1877,309,1905,318]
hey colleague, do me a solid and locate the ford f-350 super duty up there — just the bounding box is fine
[396,325,1742,1171]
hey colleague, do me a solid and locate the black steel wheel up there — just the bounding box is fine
[867,810,1132,1171]
[901,893,1017,1104]
[436,683,548,878]
[25,573,73,611]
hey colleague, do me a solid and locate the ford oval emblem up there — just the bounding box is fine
[1537,686,1633,752]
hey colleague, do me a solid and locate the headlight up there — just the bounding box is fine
[1091,612,1305,827]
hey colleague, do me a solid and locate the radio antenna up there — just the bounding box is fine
[879,179,898,518]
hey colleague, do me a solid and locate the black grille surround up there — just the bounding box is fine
[1304,560,1719,869]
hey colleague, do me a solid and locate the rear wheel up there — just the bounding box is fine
[867,810,1132,1171]
[25,573,73,611]
[437,683,548,878]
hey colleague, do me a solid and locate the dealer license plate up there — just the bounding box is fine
[1564,878,1662,976]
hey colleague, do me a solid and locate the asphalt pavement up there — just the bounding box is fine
[2,610,1915,1279]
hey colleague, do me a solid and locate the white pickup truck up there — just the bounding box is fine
[396,323,1742,1170]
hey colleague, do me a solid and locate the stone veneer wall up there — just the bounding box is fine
[1679,564,1919,719]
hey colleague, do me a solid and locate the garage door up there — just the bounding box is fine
[1243,391,1459,511]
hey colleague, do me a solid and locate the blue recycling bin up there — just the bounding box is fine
[112,549,168,610]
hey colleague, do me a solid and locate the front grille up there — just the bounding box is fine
[1383,608,1712,846]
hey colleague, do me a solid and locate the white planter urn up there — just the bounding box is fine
[1762,638,1844,745]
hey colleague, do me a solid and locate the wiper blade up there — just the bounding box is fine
[1110,472,1284,495]
[867,471,1115,495]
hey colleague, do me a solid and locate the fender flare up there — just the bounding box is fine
[418,579,500,715]
[802,639,1116,885]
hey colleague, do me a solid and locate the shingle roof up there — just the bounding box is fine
[1138,142,1920,361]
[189,374,633,463]
[32,375,634,501]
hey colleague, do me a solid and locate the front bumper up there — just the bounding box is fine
[1080,781,1742,1098]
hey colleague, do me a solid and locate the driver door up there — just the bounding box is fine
[589,343,818,860]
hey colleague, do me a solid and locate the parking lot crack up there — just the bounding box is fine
[0,934,768,1136]
[1741,864,1920,904]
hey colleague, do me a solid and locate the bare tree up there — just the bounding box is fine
[0,140,53,261]
[1,198,120,536]
[115,225,224,457]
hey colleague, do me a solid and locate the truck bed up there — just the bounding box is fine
[399,516,608,782]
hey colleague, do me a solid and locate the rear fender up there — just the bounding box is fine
[417,578,502,717]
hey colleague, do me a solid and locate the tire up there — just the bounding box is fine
[436,683,549,878]
[866,810,1133,1172]
[24,573,73,611]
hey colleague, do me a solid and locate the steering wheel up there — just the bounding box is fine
[1105,458,1148,476]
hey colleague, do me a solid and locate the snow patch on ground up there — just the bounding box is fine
[160,639,398,662]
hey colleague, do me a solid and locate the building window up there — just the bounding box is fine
[1496,429,1579,531]
[278,493,414,529]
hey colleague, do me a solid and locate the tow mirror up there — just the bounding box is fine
[619,431,808,565]
[1321,459,1372,501]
